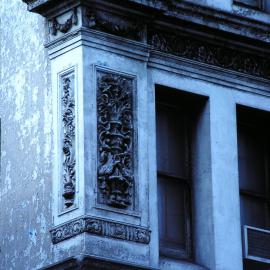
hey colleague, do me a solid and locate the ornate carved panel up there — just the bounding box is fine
[60,71,76,209]
[50,216,150,244]
[96,70,136,209]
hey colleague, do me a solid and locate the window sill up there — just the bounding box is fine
[159,257,207,270]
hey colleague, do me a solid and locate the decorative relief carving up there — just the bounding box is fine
[50,8,78,36]
[61,72,76,208]
[51,218,84,244]
[85,10,144,41]
[82,10,270,79]
[148,30,270,79]
[96,71,135,209]
[50,216,150,244]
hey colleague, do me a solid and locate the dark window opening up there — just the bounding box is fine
[237,105,270,270]
[155,86,206,260]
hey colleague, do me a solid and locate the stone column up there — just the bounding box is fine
[21,1,153,269]
[210,94,243,270]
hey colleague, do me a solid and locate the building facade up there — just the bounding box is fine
[1,0,270,269]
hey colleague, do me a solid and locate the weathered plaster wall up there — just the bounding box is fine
[0,1,53,269]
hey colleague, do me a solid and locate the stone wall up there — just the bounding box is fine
[1,0,270,270]
[0,1,53,269]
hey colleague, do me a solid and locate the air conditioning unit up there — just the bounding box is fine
[243,225,270,264]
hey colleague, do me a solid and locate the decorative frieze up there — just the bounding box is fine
[49,8,78,36]
[148,29,270,79]
[60,72,76,209]
[28,2,270,80]
[50,216,150,244]
[96,70,136,209]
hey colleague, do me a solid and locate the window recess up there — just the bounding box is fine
[237,105,270,269]
[155,87,207,261]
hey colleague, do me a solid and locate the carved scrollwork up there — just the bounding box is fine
[50,216,151,244]
[51,218,84,244]
[97,71,135,209]
[85,219,102,235]
[61,73,76,208]
[148,30,270,79]
[50,8,78,36]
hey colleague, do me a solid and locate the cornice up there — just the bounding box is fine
[21,0,270,44]
[129,0,270,43]
[21,0,270,82]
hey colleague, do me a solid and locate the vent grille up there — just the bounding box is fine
[244,225,270,263]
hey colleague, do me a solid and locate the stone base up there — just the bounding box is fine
[42,255,157,270]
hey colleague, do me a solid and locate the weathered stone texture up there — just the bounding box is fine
[2,0,270,269]
[0,0,52,269]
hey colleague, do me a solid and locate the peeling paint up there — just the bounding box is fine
[0,1,53,269]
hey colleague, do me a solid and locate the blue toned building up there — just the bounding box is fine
[1,0,270,269]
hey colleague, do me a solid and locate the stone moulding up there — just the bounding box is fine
[96,70,136,209]
[50,216,151,244]
[148,29,270,80]
[84,22,270,79]
[22,1,270,81]
[82,10,270,80]
[22,0,270,43]
[60,71,76,209]
[82,19,270,79]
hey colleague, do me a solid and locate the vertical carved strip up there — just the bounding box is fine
[96,70,135,209]
[61,72,76,208]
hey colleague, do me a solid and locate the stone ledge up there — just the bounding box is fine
[41,255,157,270]
[46,25,270,81]
[50,216,151,244]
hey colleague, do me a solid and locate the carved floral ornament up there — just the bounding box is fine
[86,10,270,80]
[50,216,150,244]
[61,72,76,209]
[21,0,270,80]
[148,30,270,79]
[96,70,136,209]
[85,10,270,80]
[49,7,78,36]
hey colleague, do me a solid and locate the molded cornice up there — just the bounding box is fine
[22,0,270,44]
[21,0,270,82]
